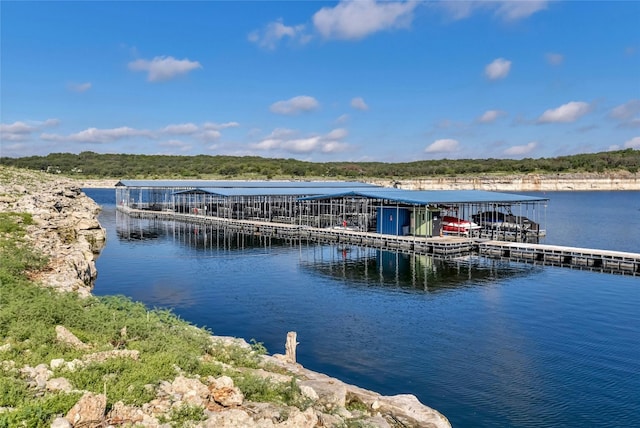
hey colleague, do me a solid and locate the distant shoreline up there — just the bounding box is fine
[76,172,639,191]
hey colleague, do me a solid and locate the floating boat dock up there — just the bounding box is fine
[120,207,640,276]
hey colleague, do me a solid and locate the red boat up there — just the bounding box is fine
[441,216,481,235]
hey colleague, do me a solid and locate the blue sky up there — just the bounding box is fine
[1,1,639,162]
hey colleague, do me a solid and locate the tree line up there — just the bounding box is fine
[1,149,638,179]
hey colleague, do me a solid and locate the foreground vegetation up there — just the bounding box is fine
[0,213,310,427]
[1,149,638,179]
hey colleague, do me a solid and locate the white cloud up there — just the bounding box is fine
[4,120,240,151]
[251,127,349,154]
[159,139,192,152]
[485,58,511,80]
[43,119,61,127]
[477,110,506,123]
[494,1,548,21]
[624,136,640,149]
[326,128,348,140]
[128,56,202,82]
[537,101,591,124]
[622,119,640,129]
[161,123,199,135]
[41,127,154,143]
[504,141,538,156]
[0,119,59,142]
[203,121,240,130]
[0,121,33,137]
[545,52,564,66]
[248,19,309,50]
[160,122,238,141]
[609,99,640,123]
[313,0,417,40]
[270,96,319,115]
[68,82,92,93]
[321,140,349,153]
[438,1,548,22]
[351,97,369,111]
[424,138,459,154]
[283,137,322,154]
[336,114,350,124]
[198,130,222,142]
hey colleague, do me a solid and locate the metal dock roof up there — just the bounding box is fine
[300,189,548,204]
[117,180,548,204]
[173,187,373,197]
[115,180,379,189]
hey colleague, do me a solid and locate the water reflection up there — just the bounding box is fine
[116,212,539,292]
[299,244,539,292]
[116,211,287,250]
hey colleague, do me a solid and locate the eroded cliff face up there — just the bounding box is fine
[0,167,106,296]
[368,172,640,191]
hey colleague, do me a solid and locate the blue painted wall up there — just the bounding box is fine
[376,207,411,235]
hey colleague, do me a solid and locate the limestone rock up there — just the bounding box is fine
[46,377,73,392]
[298,379,346,410]
[50,417,72,428]
[50,358,65,369]
[65,392,106,427]
[0,169,106,295]
[362,415,393,428]
[316,412,343,428]
[208,375,244,407]
[83,349,140,364]
[374,394,450,428]
[107,401,155,426]
[201,409,256,427]
[276,407,318,427]
[210,335,252,350]
[55,325,89,350]
[210,386,244,407]
[298,384,319,401]
[20,363,52,390]
[242,368,292,385]
[161,375,210,407]
[209,375,234,390]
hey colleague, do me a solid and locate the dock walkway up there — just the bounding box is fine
[477,241,640,275]
[120,207,640,276]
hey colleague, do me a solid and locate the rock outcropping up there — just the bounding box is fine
[369,172,640,192]
[77,172,640,192]
[0,167,106,296]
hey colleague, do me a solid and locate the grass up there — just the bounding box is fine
[0,207,380,427]
[233,375,312,410]
[0,211,287,426]
[159,404,206,427]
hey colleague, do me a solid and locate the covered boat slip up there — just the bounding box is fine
[115,180,548,243]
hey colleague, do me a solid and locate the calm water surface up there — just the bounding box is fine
[86,189,640,428]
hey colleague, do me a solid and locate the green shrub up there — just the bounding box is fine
[0,392,82,428]
[161,404,206,427]
[233,375,311,410]
[0,375,30,407]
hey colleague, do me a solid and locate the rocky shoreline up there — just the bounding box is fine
[76,171,640,191]
[370,172,640,191]
[0,166,451,428]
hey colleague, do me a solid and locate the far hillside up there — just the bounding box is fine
[1,149,638,179]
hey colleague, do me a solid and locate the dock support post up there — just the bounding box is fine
[285,331,298,364]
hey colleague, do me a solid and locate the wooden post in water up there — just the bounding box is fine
[285,331,298,363]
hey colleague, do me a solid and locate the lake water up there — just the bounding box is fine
[85,189,640,428]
